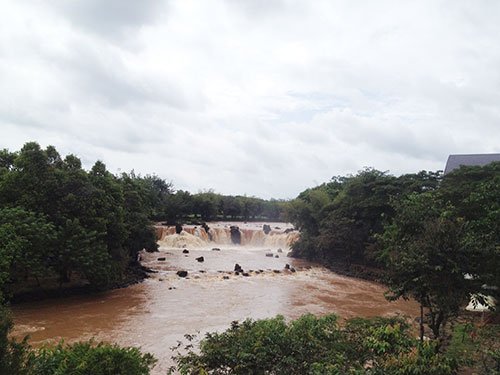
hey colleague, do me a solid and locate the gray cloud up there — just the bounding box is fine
[51,0,167,39]
[1,0,499,199]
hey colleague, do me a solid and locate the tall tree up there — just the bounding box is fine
[378,192,489,341]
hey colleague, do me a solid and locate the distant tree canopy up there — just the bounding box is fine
[162,190,287,223]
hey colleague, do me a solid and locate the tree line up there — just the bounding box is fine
[161,190,286,223]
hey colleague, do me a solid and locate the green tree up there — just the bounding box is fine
[193,191,219,221]
[378,192,487,341]
[120,173,159,256]
[0,208,55,293]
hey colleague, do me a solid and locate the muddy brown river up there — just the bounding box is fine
[12,223,419,374]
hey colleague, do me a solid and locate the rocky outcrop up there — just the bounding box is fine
[234,263,243,273]
[230,226,241,244]
[201,222,212,241]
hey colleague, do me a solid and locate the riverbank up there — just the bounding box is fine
[323,261,386,284]
[10,262,153,304]
[287,251,387,284]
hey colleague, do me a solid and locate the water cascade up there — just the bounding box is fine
[155,223,299,250]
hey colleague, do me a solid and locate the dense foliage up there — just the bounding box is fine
[0,143,162,297]
[287,163,499,342]
[286,168,441,266]
[30,341,156,375]
[170,313,458,374]
[447,322,500,374]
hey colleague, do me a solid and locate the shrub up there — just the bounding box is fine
[30,341,157,375]
[170,313,458,374]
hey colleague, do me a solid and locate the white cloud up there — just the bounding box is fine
[1,0,499,199]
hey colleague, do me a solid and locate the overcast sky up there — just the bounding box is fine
[1,1,499,199]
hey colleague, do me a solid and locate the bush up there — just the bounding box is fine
[447,322,500,374]
[31,341,157,375]
[170,313,458,375]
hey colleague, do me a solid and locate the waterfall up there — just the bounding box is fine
[155,223,299,250]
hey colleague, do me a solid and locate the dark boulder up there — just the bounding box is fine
[277,248,283,253]
[285,264,290,270]
[223,276,230,280]
[242,272,250,277]
[176,270,188,277]
[196,256,204,262]
[263,224,271,234]
[212,247,221,251]
[230,226,241,244]
[175,224,183,234]
[201,222,212,241]
[182,249,189,254]
[234,263,243,272]
[157,257,166,261]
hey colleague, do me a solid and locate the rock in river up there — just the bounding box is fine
[234,263,243,272]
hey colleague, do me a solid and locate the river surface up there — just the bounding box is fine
[12,222,419,374]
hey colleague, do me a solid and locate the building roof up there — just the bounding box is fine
[444,153,500,175]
